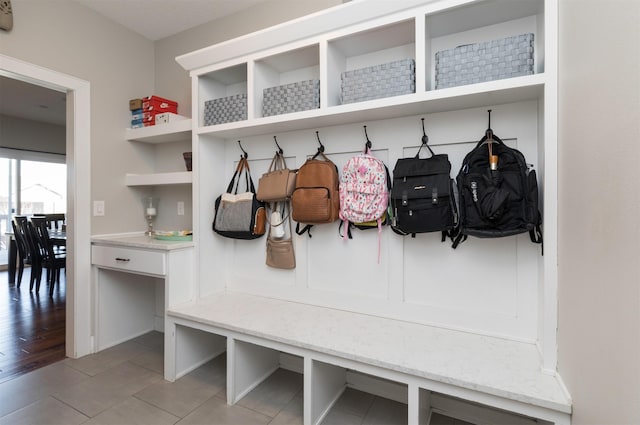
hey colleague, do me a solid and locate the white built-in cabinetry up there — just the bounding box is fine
[170,0,566,423]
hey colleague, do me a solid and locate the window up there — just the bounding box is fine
[0,153,66,267]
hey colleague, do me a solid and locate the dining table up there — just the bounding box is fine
[4,229,66,285]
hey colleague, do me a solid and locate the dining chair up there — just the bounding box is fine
[44,213,66,231]
[30,217,66,296]
[10,216,33,288]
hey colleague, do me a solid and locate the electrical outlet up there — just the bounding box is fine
[177,201,185,216]
[93,200,105,216]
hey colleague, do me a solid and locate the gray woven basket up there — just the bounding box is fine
[435,33,534,89]
[204,93,247,126]
[341,58,415,104]
[263,79,320,117]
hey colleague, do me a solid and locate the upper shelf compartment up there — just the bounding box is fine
[326,18,416,108]
[424,0,545,91]
[125,119,192,144]
[199,63,248,129]
[253,44,320,120]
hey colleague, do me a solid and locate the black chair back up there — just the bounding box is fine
[11,216,30,262]
[44,213,66,231]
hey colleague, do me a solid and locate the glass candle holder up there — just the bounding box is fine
[142,197,159,236]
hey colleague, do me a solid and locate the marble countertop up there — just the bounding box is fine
[169,291,572,414]
[91,233,194,251]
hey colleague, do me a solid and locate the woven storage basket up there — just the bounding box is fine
[204,93,247,126]
[341,58,415,105]
[263,79,320,117]
[435,33,534,89]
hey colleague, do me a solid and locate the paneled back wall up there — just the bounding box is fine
[197,99,542,342]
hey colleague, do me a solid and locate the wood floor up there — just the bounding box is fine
[0,268,66,384]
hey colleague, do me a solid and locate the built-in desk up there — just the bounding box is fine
[91,234,194,351]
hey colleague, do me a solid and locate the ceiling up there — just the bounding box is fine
[0,0,272,127]
[0,76,67,126]
[73,0,271,41]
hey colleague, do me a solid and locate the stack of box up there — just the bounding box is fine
[129,96,179,128]
[142,95,178,127]
[129,98,144,128]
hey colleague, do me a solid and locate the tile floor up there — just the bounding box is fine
[0,331,472,425]
[0,331,410,425]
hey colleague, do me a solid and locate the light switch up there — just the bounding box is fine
[177,201,185,216]
[93,200,105,216]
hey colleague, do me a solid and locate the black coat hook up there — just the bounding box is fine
[485,109,493,140]
[416,118,435,158]
[421,118,429,145]
[315,131,325,153]
[273,136,283,155]
[363,125,372,151]
[312,131,325,159]
[238,140,248,159]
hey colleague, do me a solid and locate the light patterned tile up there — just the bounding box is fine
[0,396,88,425]
[0,361,89,417]
[362,396,407,425]
[130,349,164,374]
[63,340,153,376]
[130,331,165,353]
[177,396,271,425]
[52,361,163,417]
[237,368,303,418]
[268,393,303,425]
[134,370,224,418]
[320,408,363,425]
[83,397,180,425]
[331,388,374,417]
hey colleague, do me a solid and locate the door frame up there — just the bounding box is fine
[1,54,92,358]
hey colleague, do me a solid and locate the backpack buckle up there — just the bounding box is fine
[432,187,438,204]
[402,191,408,206]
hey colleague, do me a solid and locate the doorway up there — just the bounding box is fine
[0,54,92,360]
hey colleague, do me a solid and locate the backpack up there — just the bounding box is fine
[452,128,542,249]
[339,148,389,233]
[292,150,340,236]
[338,148,390,262]
[390,147,458,239]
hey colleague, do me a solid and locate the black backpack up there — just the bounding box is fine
[390,126,457,239]
[452,126,542,249]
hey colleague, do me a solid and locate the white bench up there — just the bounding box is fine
[165,291,571,425]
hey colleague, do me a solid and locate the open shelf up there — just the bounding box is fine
[125,171,193,186]
[125,119,192,144]
[197,73,545,139]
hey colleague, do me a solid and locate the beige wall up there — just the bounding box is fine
[558,0,640,423]
[0,0,156,235]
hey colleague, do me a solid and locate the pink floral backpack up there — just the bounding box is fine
[339,142,390,261]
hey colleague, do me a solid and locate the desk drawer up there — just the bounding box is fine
[92,245,166,276]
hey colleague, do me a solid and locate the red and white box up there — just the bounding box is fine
[142,95,178,114]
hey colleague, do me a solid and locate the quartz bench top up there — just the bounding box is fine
[168,291,571,414]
